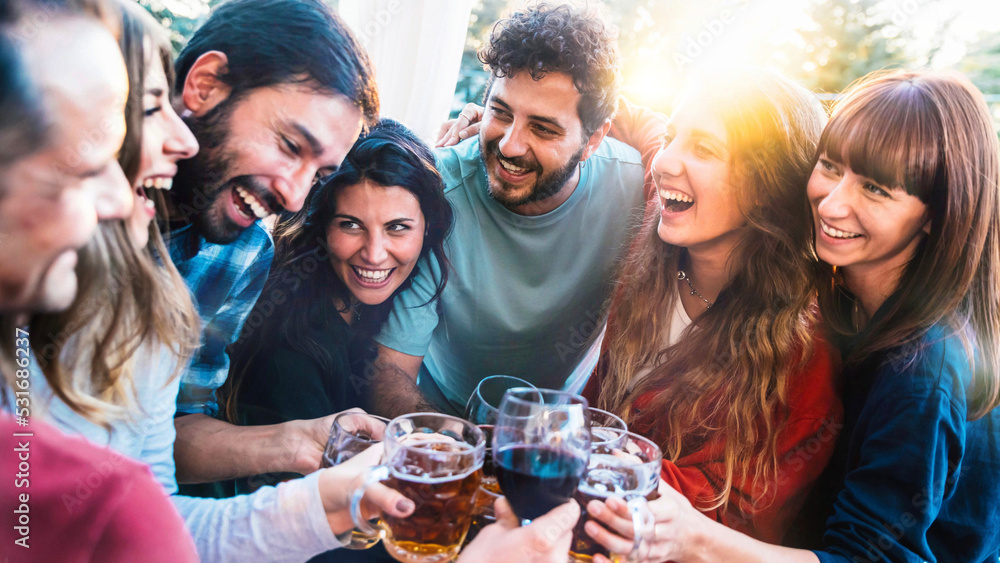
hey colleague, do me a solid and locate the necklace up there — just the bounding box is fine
[677,269,713,309]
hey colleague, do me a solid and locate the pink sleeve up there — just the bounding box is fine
[91,468,198,562]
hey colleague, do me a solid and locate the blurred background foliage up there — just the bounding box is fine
[139,0,1000,125]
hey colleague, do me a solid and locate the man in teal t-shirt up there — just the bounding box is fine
[369,4,646,415]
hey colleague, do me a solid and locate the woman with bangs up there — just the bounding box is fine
[572,67,843,545]
[586,70,1000,563]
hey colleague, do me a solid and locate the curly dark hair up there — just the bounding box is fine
[479,3,621,136]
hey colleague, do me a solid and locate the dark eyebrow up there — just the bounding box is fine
[491,96,566,131]
[289,121,325,156]
[146,87,164,97]
[386,217,416,225]
[333,213,361,222]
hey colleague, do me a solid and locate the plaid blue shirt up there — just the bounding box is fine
[168,222,274,416]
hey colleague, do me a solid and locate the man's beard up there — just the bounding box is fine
[172,99,277,245]
[479,137,584,209]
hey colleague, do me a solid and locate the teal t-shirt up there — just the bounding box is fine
[375,136,645,411]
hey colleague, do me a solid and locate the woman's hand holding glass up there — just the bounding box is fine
[317,442,416,540]
[585,479,709,563]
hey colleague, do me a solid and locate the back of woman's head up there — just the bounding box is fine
[816,69,1000,418]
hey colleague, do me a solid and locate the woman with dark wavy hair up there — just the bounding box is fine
[225,119,453,426]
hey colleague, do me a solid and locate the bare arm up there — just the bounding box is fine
[367,344,438,418]
[173,411,350,483]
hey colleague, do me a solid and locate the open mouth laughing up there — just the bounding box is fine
[233,185,273,221]
[659,188,694,213]
[135,177,174,215]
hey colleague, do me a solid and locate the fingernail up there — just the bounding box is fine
[589,502,602,516]
[458,130,467,138]
[396,499,414,513]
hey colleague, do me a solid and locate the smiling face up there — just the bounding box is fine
[177,76,363,244]
[478,71,602,214]
[0,17,131,312]
[651,100,745,257]
[808,153,929,285]
[325,180,426,306]
[127,49,199,248]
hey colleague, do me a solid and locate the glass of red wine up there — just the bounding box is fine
[463,375,537,426]
[492,388,592,525]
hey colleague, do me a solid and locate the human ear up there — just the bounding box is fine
[579,120,612,162]
[180,51,233,117]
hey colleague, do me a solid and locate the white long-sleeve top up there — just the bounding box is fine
[16,344,343,562]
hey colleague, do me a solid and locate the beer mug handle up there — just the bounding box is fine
[623,495,655,563]
[350,464,391,536]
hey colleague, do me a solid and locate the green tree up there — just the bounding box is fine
[450,0,510,115]
[963,33,1000,95]
[787,0,910,93]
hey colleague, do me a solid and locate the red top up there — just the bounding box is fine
[584,322,841,544]
[582,99,844,544]
[1,413,198,563]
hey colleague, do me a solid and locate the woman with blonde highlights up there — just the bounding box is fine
[587,69,1000,563]
[581,68,841,544]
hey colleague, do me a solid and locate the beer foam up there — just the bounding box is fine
[388,440,483,483]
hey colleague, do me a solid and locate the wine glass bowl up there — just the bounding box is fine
[492,388,592,524]
[463,375,537,426]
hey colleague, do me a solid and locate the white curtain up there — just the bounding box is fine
[339,0,474,143]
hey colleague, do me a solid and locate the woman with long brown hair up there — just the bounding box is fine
[586,69,1000,562]
[580,67,841,543]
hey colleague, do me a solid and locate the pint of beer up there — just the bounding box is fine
[351,413,485,563]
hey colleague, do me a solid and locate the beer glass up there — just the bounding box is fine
[322,412,390,549]
[463,424,502,546]
[463,375,537,425]
[351,413,485,563]
[588,407,628,449]
[493,388,591,525]
[569,429,662,563]
[322,412,391,468]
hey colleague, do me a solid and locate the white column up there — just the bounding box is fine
[339,0,474,143]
